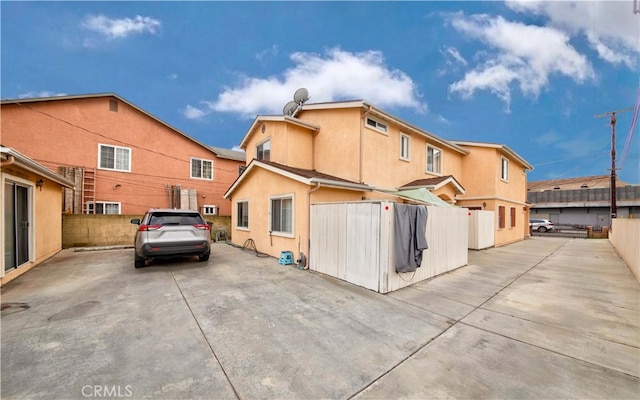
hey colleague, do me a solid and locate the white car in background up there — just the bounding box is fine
[529,218,554,233]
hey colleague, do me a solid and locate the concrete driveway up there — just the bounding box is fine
[1,237,638,399]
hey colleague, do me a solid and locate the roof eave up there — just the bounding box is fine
[1,147,75,188]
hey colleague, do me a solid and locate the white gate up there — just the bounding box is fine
[468,210,495,250]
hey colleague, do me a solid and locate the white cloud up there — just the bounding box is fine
[190,48,426,119]
[18,91,67,99]
[506,0,639,69]
[448,13,594,110]
[256,45,279,62]
[182,104,207,120]
[231,145,245,152]
[167,73,178,80]
[81,15,161,39]
[443,46,467,66]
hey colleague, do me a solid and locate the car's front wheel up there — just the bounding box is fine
[538,226,548,233]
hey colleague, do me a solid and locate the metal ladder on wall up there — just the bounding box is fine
[82,168,96,214]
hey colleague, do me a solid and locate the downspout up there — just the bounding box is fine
[312,128,320,171]
[305,182,321,270]
[1,155,15,167]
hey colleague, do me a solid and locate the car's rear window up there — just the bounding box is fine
[149,212,204,226]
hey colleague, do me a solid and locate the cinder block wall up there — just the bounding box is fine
[62,214,232,248]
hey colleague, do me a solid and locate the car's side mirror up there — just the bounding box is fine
[130,218,141,225]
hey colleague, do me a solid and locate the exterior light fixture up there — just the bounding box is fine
[36,179,44,191]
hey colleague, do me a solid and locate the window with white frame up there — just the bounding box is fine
[365,116,388,134]
[99,144,131,172]
[202,205,217,215]
[426,145,442,174]
[237,201,249,229]
[256,139,271,161]
[191,158,213,180]
[399,133,410,161]
[501,157,509,181]
[270,195,293,234]
[88,201,121,215]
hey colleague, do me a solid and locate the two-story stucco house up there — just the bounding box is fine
[224,100,533,260]
[1,93,245,216]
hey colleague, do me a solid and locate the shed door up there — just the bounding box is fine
[4,182,30,271]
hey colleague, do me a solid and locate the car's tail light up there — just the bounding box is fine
[193,224,210,230]
[139,224,163,231]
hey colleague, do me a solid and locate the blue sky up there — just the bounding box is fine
[2,1,639,184]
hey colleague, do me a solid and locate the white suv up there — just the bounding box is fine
[529,218,554,233]
[131,209,211,268]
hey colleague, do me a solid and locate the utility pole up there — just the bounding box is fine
[594,106,633,222]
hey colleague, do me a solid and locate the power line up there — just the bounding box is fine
[1,97,244,173]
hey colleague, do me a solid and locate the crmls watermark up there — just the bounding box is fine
[81,385,133,398]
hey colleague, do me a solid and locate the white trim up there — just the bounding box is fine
[426,145,442,175]
[457,195,529,207]
[240,116,320,149]
[365,116,389,135]
[452,140,533,171]
[269,193,294,237]
[202,205,217,215]
[1,174,36,275]
[89,201,121,214]
[236,199,250,230]
[400,176,466,195]
[256,138,271,162]
[1,147,75,188]
[224,160,373,198]
[501,156,509,182]
[98,143,131,173]
[399,133,410,161]
[190,157,214,181]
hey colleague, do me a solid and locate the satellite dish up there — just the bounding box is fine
[293,88,309,105]
[283,101,298,116]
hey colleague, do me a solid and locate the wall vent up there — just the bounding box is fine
[109,99,118,112]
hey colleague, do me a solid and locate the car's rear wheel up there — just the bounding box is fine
[198,252,210,262]
[135,255,146,268]
[538,226,548,233]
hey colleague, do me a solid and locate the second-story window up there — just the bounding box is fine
[501,157,509,181]
[99,144,131,172]
[365,117,388,134]
[400,133,410,161]
[257,139,271,161]
[191,158,213,180]
[426,145,441,174]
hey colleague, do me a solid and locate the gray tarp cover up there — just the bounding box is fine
[394,204,428,273]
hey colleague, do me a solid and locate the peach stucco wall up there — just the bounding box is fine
[1,166,64,285]
[243,120,314,169]
[300,108,363,182]
[228,166,365,259]
[1,97,242,215]
[456,145,530,246]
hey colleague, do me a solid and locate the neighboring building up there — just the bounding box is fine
[451,141,533,245]
[2,147,75,285]
[1,94,245,216]
[528,175,640,227]
[224,100,533,259]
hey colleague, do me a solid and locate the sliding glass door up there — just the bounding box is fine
[4,182,30,271]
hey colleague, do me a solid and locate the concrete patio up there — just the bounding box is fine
[1,237,638,399]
